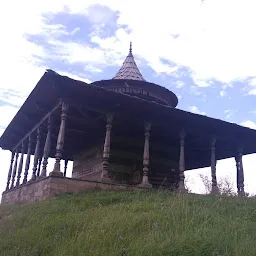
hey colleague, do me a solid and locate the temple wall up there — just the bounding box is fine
[71,140,179,188]
[1,176,144,205]
[72,145,103,181]
[72,144,142,184]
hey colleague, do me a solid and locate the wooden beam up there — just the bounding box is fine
[75,107,91,120]
[12,100,62,151]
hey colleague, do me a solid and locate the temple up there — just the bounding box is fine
[1,43,256,204]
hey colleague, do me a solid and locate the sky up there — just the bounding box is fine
[1,0,256,196]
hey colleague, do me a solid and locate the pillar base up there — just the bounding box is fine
[28,175,37,183]
[138,182,152,189]
[238,191,245,197]
[138,175,152,188]
[101,177,113,184]
[211,186,220,195]
[49,171,63,177]
[177,182,188,193]
[22,180,27,186]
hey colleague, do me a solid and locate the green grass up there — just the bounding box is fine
[1,190,256,256]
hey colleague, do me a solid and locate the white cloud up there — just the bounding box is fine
[82,0,256,85]
[4,0,256,86]
[240,120,256,130]
[175,81,185,88]
[224,109,235,120]
[220,90,226,97]
[0,106,19,130]
[246,77,256,95]
[192,79,211,88]
[188,106,206,115]
[249,77,256,86]
[57,71,92,83]
[84,64,103,73]
[248,89,256,95]
[8,0,256,87]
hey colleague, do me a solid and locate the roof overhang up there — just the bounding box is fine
[1,70,256,170]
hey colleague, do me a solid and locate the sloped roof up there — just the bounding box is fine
[2,70,256,169]
[113,42,146,81]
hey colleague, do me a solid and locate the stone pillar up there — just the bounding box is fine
[5,151,15,191]
[22,135,32,184]
[101,113,113,182]
[178,130,187,192]
[139,122,152,188]
[64,159,68,177]
[16,142,25,187]
[51,102,68,176]
[41,116,52,177]
[210,137,219,194]
[236,148,245,196]
[10,148,19,189]
[31,127,41,181]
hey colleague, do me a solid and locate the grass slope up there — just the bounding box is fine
[1,190,256,256]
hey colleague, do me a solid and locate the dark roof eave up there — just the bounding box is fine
[1,70,256,157]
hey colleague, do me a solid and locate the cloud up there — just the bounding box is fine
[175,81,185,88]
[240,120,256,130]
[188,106,206,115]
[0,106,19,130]
[4,0,256,86]
[224,109,235,120]
[246,77,256,95]
[69,0,256,86]
[220,90,226,97]
[14,0,256,89]
[85,4,117,24]
[57,71,91,83]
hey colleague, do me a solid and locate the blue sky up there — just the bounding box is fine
[1,0,256,195]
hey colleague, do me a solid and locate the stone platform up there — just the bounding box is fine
[1,176,145,205]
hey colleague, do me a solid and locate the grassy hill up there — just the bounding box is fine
[1,190,256,256]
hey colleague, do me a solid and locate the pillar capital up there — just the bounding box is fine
[211,137,216,147]
[61,101,69,112]
[237,146,243,157]
[106,113,114,124]
[180,129,186,139]
[144,122,151,132]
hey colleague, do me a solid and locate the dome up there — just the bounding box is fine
[91,42,178,107]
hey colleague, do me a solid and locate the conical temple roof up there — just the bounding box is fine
[113,42,146,81]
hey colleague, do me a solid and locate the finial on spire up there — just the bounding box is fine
[112,41,146,81]
[129,41,132,54]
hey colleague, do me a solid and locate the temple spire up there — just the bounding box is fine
[113,42,146,81]
[129,42,132,55]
